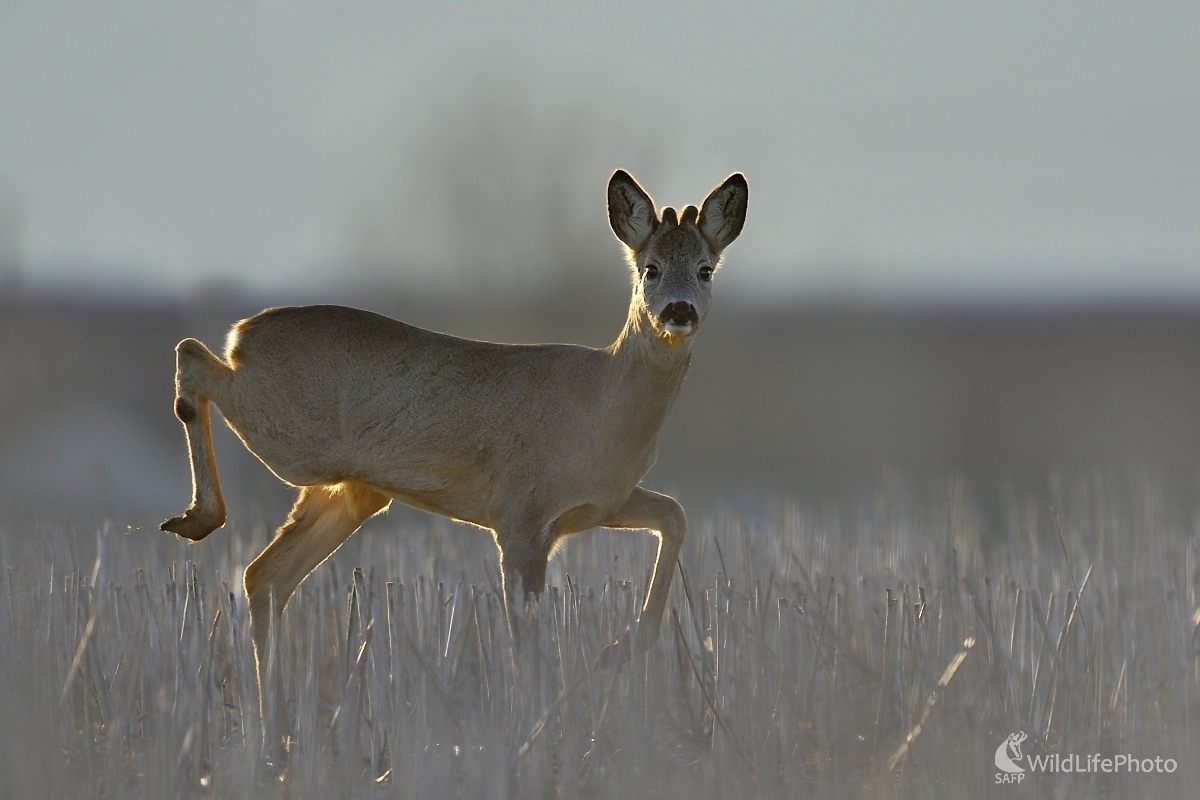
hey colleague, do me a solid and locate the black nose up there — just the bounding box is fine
[658,301,699,326]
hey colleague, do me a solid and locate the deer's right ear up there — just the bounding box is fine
[608,170,658,252]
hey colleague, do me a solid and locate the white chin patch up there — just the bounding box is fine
[662,322,694,337]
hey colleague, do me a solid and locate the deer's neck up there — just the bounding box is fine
[604,300,694,437]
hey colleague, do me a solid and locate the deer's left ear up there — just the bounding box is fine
[698,173,748,251]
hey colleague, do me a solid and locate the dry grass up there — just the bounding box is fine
[1,475,1197,798]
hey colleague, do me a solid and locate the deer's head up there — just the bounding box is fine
[608,171,747,343]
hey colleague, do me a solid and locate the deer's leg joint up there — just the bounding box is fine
[174,397,197,424]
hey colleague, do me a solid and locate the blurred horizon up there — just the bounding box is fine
[6,290,1200,534]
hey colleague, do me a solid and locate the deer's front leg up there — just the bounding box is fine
[601,487,687,652]
[495,522,553,649]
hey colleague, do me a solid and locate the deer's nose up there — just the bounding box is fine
[658,301,699,327]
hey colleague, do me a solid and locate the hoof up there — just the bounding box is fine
[161,509,223,541]
[635,621,659,653]
[596,627,633,670]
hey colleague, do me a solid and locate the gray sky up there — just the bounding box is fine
[1,0,1198,302]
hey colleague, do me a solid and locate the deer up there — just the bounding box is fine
[161,169,747,735]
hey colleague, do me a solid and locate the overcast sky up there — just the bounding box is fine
[1,0,1197,303]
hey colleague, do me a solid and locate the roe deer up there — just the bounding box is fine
[162,169,746,712]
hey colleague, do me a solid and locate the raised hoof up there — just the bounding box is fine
[161,509,223,541]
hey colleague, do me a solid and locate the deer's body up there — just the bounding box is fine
[162,170,746,736]
[191,304,683,538]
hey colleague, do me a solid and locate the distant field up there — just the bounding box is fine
[1,477,1195,798]
[8,297,1200,527]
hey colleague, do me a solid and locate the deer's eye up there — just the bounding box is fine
[698,266,714,282]
[643,264,660,280]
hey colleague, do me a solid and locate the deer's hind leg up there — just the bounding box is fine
[244,480,389,725]
[162,338,234,541]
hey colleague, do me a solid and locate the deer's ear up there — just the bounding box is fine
[608,170,658,252]
[698,173,747,251]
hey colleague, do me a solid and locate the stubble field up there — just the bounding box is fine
[1,475,1196,799]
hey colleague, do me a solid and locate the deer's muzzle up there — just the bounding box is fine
[658,301,699,334]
